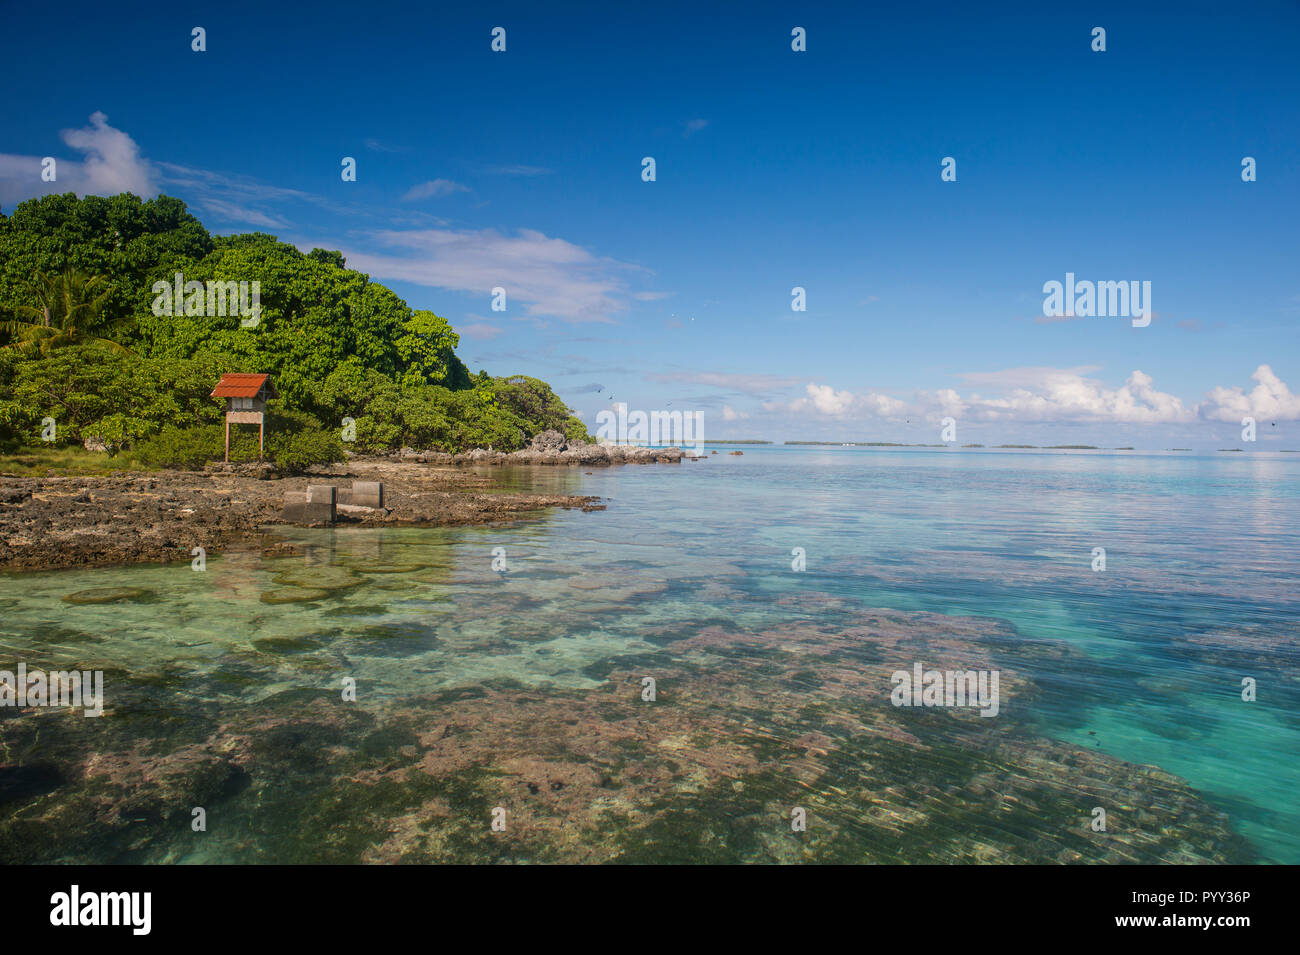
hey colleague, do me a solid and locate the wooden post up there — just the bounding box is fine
[224,417,230,463]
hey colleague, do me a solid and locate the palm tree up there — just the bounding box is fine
[1,268,131,355]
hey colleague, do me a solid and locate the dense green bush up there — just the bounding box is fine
[0,344,223,449]
[0,193,588,456]
[130,424,226,469]
[261,407,345,473]
[130,406,344,473]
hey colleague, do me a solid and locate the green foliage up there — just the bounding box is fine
[0,344,223,449]
[0,193,211,335]
[131,406,344,474]
[493,375,590,440]
[2,268,130,355]
[396,309,461,387]
[133,232,416,409]
[0,446,144,476]
[493,376,564,422]
[307,248,346,270]
[130,424,226,470]
[0,193,587,459]
[565,415,593,443]
[261,405,346,473]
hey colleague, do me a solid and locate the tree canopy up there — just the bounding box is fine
[0,192,588,465]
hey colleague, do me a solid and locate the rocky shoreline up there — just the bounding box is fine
[0,459,586,574]
[0,431,695,573]
[395,429,692,466]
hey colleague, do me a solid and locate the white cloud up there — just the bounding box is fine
[155,162,317,205]
[197,198,291,229]
[768,366,1205,426]
[0,112,157,206]
[459,322,504,340]
[58,112,156,196]
[402,179,470,201]
[337,227,648,323]
[768,383,908,419]
[1199,364,1300,422]
[153,161,337,229]
[958,368,1193,424]
[722,405,748,421]
[645,371,801,397]
[482,164,552,177]
[798,383,858,415]
[859,392,913,418]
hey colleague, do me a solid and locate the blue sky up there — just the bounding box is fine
[2,0,1298,447]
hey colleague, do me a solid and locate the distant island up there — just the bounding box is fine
[784,441,944,447]
[780,442,1114,450]
[731,443,1289,454]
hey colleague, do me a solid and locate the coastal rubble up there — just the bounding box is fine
[398,430,685,466]
[0,463,603,572]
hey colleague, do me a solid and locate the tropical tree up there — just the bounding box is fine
[396,309,461,386]
[0,193,213,329]
[2,268,129,354]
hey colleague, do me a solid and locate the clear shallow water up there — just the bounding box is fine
[1,447,1296,863]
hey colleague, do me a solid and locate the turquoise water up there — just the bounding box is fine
[1,447,1296,863]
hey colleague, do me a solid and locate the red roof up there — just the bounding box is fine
[211,373,276,399]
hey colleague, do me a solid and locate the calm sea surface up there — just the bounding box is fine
[2,447,1296,863]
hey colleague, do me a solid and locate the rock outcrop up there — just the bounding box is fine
[395,431,686,466]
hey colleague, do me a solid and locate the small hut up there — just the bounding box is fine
[210,373,278,462]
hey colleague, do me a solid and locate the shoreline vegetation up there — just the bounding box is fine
[0,193,697,572]
[1,195,1292,576]
[0,193,595,474]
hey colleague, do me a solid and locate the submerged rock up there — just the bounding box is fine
[270,567,363,592]
[62,587,152,605]
[259,587,331,604]
[0,603,1263,865]
[344,561,427,575]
